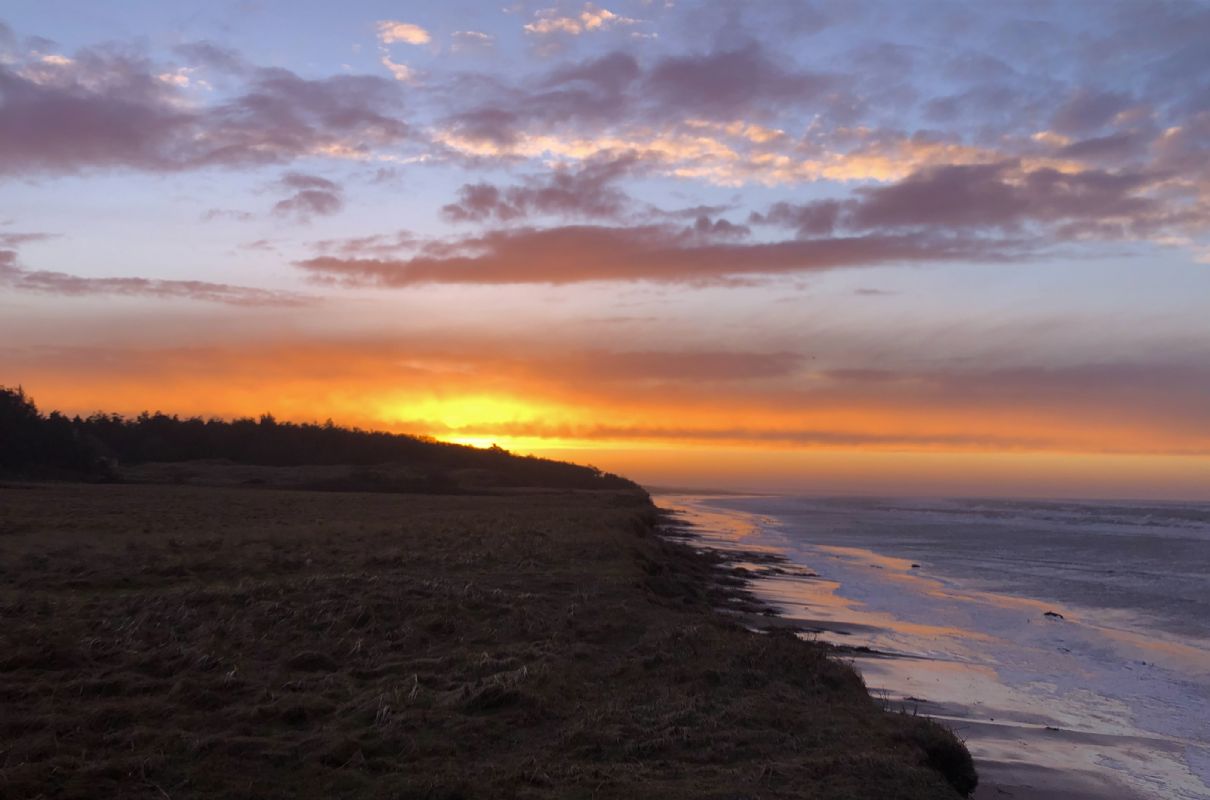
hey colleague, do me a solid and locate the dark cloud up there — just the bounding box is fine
[442,42,838,147]
[442,52,641,147]
[362,151,1186,289]
[209,68,407,164]
[1152,111,1210,175]
[689,215,750,240]
[754,161,1171,241]
[544,51,642,96]
[0,42,407,175]
[750,200,842,236]
[655,203,738,220]
[1051,88,1133,135]
[1057,132,1149,163]
[273,190,343,220]
[442,183,520,222]
[849,162,1159,234]
[443,107,524,148]
[643,44,834,121]
[295,224,1016,286]
[442,154,636,222]
[272,172,344,221]
[0,249,312,306]
[0,48,193,174]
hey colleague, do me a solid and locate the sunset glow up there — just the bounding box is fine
[3,2,1209,498]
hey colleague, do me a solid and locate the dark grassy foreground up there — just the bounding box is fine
[0,482,974,799]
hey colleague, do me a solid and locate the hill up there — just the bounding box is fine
[0,386,635,493]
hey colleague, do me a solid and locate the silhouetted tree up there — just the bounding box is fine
[0,386,638,491]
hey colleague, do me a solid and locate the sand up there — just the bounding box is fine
[658,494,1208,800]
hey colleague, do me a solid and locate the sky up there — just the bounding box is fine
[2,0,1209,499]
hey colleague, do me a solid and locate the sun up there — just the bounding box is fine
[443,433,503,449]
[375,393,587,453]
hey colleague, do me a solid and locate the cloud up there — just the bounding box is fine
[172,41,247,74]
[441,153,637,222]
[750,200,842,236]
[804,362,1210,447]
[271,172,344,221]
[311,230,417,258]
[452,31,494,49]
[380,54,416,83]
[295,224,1016,286]
[1056,131,1149,163]
[439,44,833,154]
[524,5,639,36]
[375,21,431,46]
[643,44,834,121]
[0,249,312,306]
[409,418,1068,451]
[0,39,407,175]
[16,337,1207,457]
[1051,88,1133,135]
[688,215,750,240]
[437,47,1045,189]
[441,183,519,222]
[654,203,739,220]
[752,161,1182,242]
[848,162,1157,233]
[204,67,408,162]
[201,208,255,222]
[582,350,801,381]
[440,51,641,147]
[0,231,58,248]
[418,2,1210,220]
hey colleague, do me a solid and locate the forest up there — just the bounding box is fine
[0,386,636,492]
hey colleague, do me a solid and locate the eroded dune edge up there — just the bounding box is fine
[0,481,975,799]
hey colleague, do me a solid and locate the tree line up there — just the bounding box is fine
[0,386,637,491]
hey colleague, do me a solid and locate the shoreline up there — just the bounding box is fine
[656,494,1210,800]
[0,480,976,798]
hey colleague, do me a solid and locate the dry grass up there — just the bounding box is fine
[0,481,972,799]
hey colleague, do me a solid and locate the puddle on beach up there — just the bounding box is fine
[658,495,1210,800]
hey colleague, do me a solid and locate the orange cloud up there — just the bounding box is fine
[523,5,638,36]
[375,21,431,45]
[8,339,1208,459]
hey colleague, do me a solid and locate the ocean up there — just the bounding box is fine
[659,494,1210,800]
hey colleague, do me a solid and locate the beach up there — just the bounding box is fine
[658,494,1210,800]
[0,481,973,798]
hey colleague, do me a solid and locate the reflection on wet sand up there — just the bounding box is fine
[659,495,1210,800]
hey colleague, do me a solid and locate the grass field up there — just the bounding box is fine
[0,481,973,799]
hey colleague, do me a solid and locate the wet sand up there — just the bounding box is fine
[658,494,1210,800]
